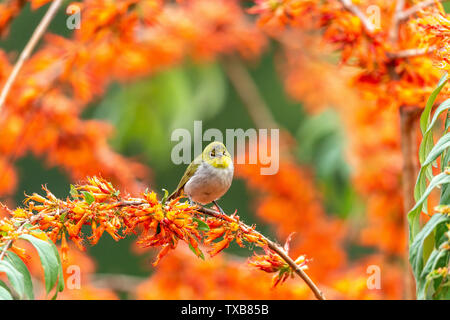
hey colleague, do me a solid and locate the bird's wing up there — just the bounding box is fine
[167,154,202,200]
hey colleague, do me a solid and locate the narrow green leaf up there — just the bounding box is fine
[0,260,25,299]
[426,99,450,134]
[421,73,448,133]
[445,109,450,131]
[408,173,450,241]
[52,242,64,292]
[19,234,59,295]
[161,189,169,204]
[188,243,205,260]
[193,217,210,232]
[4,251,34,299]
[69,184,78,198]
[423,133,450,166]
[81,191,95,205]
[419,133,435,166]
[435,222,449,247]
[418,249,449,299]
[440,182,450,205]
[0,280,13,300]
[422,230,435,270]
[49,241,64,299]
[414,169,427,202]
[410,173,450,213]
[409,214,449,283]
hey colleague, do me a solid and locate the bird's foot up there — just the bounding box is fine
[212,200,227,218]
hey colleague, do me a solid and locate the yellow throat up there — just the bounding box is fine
[202,142,232,169]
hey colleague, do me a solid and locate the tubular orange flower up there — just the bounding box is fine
[0,176,320,295]
[249,233,308,287]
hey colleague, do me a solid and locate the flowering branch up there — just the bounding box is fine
[197,206,326,300]
[0,177,325,300]
[0,0,63,114]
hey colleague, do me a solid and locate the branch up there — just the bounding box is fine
[197,206,326,300]
[399,106,422,300]
[0,177,326,300]
[387,46,437,59]
[389,0,406,43]
[398,0,449,21]
[0,208,64,261]
[0,0,63,114]
[0,199,141,261]
[222,56,279,130]
[337,0,376,34]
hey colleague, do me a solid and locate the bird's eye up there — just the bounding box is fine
[210,150,216,157]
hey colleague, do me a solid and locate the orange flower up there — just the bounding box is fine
[249,234,308,287]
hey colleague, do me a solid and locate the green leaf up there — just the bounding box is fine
[422,229,435,270]
[188,243,205,260]
[0,280,13,300]
[408,173,450,241]
[49,241,64,299]
[0,260,25,299]
[422,133,450,167]
[81,191,95,205]
[420,73,448,134]
[414,169,427,202]
[418,74,448,176]
[69,184,78,198]
[419,134,435,168]
[19,234,60,295]
[411,173,450,213]
[440,182,450,205]
[435,222,449,247]
[4,251,34,299]
[409,213,449,285]
[414,133,450,213]
[161,189,169,204]
[193,217,210,232]
[426,99,450,134]
[418,249,449,299]
[59,212,67,223]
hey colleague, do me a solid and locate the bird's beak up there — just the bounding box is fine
[214,156,229,168]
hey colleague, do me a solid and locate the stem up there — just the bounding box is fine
[222,56,278,130]
[387,46,436,59]
[389,0,405,44]
[0,208,63,261]
[399,106,421,300]
[266,240,326,300]
[0,223,26,261]
[0,199,143,261]
[197,206,326,300]
[338,0,375,34]
[0,0,63,113]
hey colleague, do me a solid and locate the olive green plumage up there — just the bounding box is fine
[167,141,234,206]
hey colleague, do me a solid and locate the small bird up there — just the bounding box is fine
[167,141,233,214]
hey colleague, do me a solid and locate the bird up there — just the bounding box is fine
[167,141,234,214]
